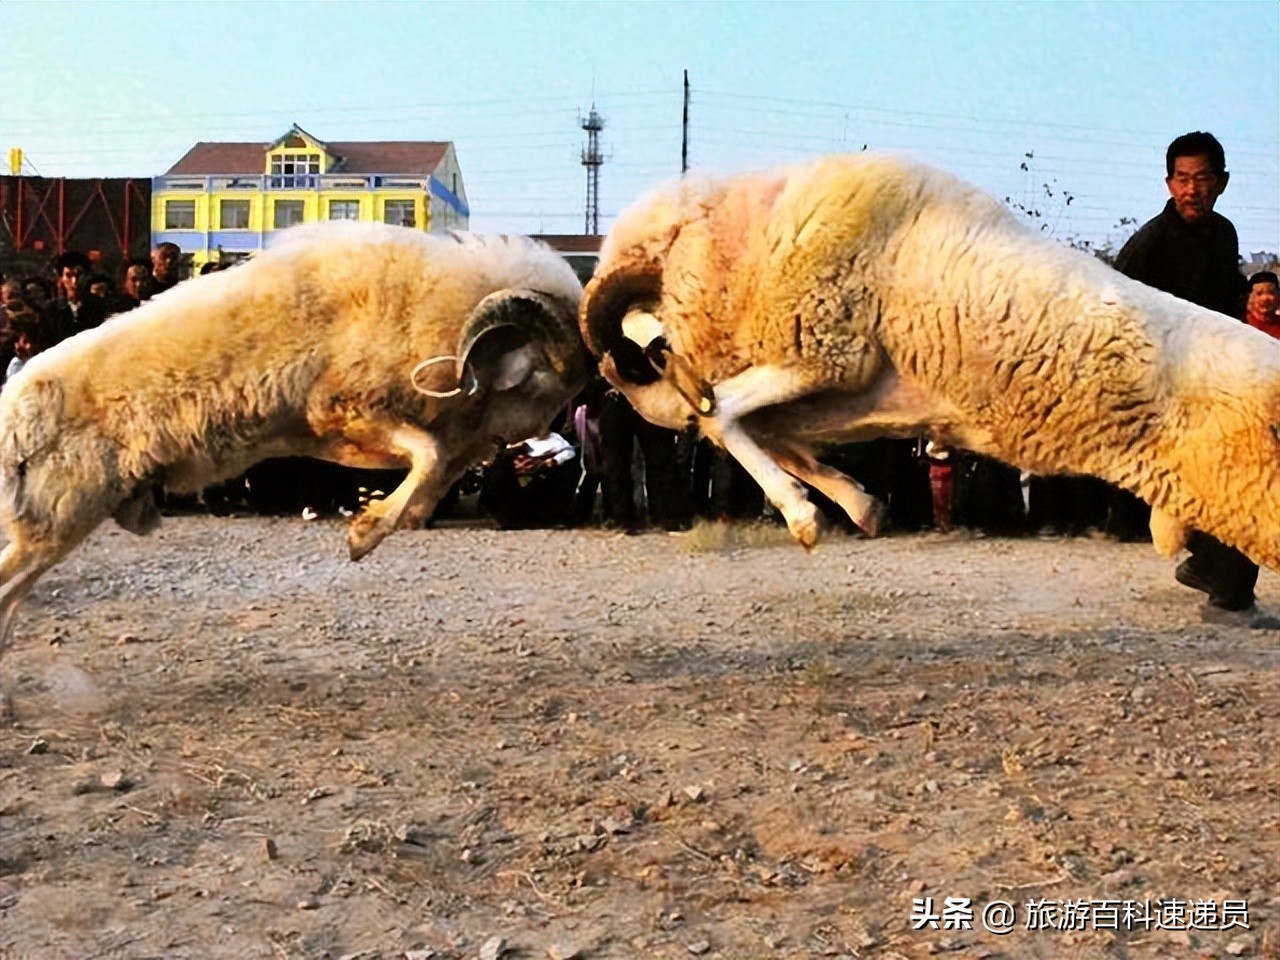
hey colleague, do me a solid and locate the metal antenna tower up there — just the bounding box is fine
[580,105,605,234]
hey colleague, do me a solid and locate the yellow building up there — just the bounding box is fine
[152,124,468,271]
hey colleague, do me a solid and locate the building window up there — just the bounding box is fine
[383,199,416,228]
[273,200,305,229]
[328,200,360,221]
[165,200,196,230]
[220,199,251,229]
[269,152,321,188]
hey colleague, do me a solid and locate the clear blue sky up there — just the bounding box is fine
[4,0,1277,255]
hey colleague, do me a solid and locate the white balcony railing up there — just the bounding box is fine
[153,174,431,193]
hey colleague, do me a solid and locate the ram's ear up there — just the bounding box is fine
[480,339,542,393]
[458,290,585,393]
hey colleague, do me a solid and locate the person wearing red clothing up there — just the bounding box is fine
[1244,271,1280,339]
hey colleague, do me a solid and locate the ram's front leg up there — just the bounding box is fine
[312,419,457,560]
[718,422,822,547]
[353,425,459,560]
[765,439,887,537]
[701,365,838,548]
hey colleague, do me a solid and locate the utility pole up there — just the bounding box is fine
[580,105,605,235]
[681,71,690,174]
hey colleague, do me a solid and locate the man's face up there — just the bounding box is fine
[58,264,85,299]
[1248,282,1280,321]
[152,248,178,279]
[123,265,150,300]
[14,330,35,360]
[1165,154,1227,225]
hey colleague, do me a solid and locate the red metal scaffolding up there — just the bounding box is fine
[0,175,152,266]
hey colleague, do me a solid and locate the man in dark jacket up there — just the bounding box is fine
[48,251,107,343]
[1115,131,1276,629]
[150,242,183,296]
[116,257,154,314]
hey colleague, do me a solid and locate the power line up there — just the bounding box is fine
[0,88,677,128]
[695,89,1280,151]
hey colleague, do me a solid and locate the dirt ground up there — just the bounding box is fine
[1,514,1276,960]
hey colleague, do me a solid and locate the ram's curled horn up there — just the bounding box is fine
[457,289,588,388]
[579,260,664,357]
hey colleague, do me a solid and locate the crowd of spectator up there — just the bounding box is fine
[0,242,190,382]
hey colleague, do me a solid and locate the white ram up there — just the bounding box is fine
[0,222,587,639]
[580,153,1280,571]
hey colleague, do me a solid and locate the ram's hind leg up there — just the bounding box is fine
[1,485,117,648]
[0,538,61,650]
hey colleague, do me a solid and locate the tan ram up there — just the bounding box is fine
[580,153,1280,571]
[0,222,587,640]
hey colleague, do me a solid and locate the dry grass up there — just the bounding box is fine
[676,517,797,553]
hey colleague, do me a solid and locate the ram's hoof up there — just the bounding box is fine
[347,514,388,562]
[786,502,822,551]
[855,499,888,538]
